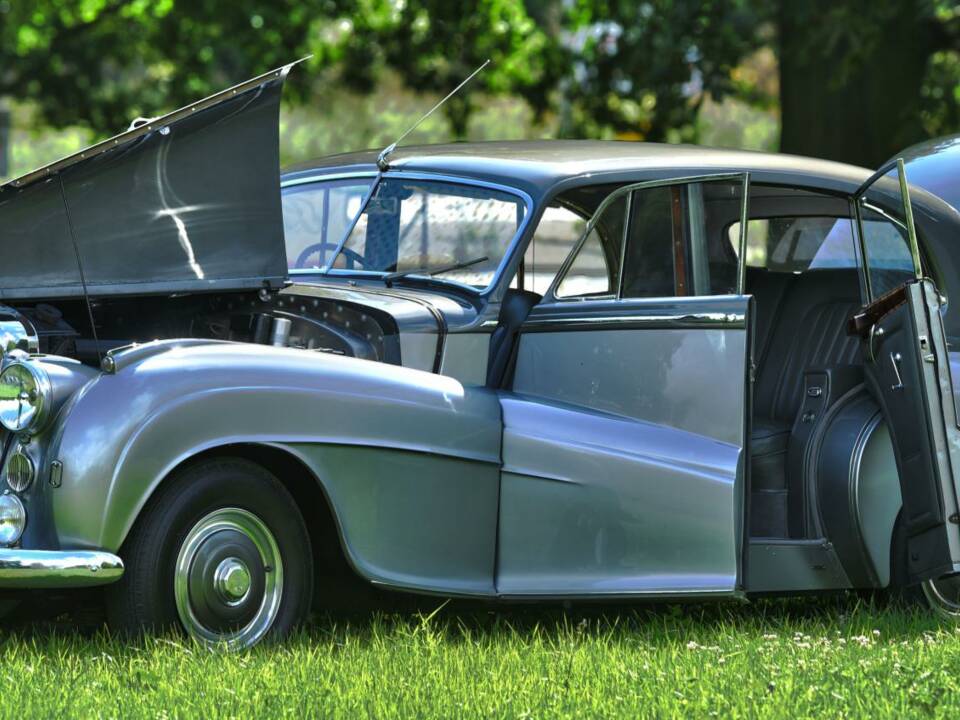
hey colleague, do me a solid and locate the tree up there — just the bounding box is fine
[776,0,960,167]
[0,1,326,134]
[310,0,558,139]
[555,0,762,143]
[0,0,556,141]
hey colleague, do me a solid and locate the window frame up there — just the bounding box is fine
[545,173,751,303]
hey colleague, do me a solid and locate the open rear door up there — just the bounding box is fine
[850,159,960,583]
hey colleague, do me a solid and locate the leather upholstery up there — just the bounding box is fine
[487,289,542,387]
[747,268,862,537]
[752,269,862,426]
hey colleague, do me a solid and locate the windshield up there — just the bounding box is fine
[329,177,526,289]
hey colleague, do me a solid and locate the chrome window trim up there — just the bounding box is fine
[279,171,535,297]
[545,172,751,303]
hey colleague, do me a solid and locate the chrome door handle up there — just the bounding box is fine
[890,352,904,391]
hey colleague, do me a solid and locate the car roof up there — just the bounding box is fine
[282,139,874,199]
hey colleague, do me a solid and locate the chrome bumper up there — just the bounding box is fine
[0,549,124,589]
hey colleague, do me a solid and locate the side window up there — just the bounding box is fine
[554,179,743,300]
[556,195,626,298]
[728,217,859,272]
[281,178,374,271]
[859,204,916,298]
[857,165,920,299]
[519,206,586,296]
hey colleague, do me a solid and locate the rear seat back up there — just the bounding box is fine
[752,268,862,425]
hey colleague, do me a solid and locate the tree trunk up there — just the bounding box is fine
[779,0,933,168]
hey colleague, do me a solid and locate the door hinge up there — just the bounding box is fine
[949,513,959,524]
[749,362,757,383]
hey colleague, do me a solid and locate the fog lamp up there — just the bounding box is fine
[0,494,25,546]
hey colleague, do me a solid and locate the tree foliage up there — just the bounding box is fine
[556,0,761,142]
[1,0,960,165]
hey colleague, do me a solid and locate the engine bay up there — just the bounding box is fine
[7,289,402,368]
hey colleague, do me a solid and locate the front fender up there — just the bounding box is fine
[49,341,502,552]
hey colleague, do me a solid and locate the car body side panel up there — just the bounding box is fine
[439,333,490,386]
[286,444,498,594]
[47,342,502,594]
[497,396,741,595]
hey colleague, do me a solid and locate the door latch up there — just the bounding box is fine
[890,352,904,391]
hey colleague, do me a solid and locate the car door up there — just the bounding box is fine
[851,159,960,583]
[496,174,753,597]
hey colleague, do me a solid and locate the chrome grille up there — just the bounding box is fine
[6,451,34,492]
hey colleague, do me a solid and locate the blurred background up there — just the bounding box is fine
[1,0,958,184]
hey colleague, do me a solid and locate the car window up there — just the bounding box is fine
[555,195,626,298]
[858,203,916,297]
[518,206,588,296]
[282,178,374,271]
[728,217,860,273]
[336,178,526,289]
[620,181,742,297]
[856,166,921,299]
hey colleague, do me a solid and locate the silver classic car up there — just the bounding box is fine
[3,62,960,649]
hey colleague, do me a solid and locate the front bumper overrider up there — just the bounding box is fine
[0,549,123,588]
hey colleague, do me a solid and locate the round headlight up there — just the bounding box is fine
[0,361,51,433]
[0,494,25,546]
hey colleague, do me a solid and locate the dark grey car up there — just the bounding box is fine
[1,62,960,649]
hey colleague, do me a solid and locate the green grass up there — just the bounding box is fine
[1,596,959,718]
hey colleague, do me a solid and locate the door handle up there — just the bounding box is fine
[890,352,904,391]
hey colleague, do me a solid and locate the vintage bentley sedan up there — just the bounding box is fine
[3,62,960,648]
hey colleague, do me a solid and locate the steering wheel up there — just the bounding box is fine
[294,243,366,270]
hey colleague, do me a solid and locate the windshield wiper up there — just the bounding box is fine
[383,256,488,288]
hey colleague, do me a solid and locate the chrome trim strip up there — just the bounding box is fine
[737,172,751,294]
[280,170,536,297]
[898,158,923,279]
[0,549,124,588]
[522,311,746,332]
[281,171,378,188]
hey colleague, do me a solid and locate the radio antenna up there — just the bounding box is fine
[377,59,490,171]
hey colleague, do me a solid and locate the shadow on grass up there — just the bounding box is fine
[0,585,945,650]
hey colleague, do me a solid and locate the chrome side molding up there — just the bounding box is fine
[522,311,746,333]
[0,549,124,589]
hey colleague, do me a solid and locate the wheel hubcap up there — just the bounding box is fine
[214,558,252,605]
[174,508,283,649]
[923,574,960,617]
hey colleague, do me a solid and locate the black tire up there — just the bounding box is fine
[106,457,313,647]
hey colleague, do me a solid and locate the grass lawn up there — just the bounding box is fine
[0,595,958,718]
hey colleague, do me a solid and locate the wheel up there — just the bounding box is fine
[921,576,960,618]
[107,457,313,649]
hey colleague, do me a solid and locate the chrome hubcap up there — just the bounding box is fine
[214,558,252,605]
[923,574,960,618]
[174,508,283,650]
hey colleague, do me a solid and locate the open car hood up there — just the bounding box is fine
[0,61,300,300]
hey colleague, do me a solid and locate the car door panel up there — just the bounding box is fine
[498,295,750,596]
[853,159,960,582]
[498,390,743,596]
[859,281,960,581]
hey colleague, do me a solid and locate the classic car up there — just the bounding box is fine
[2,60,960,650]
